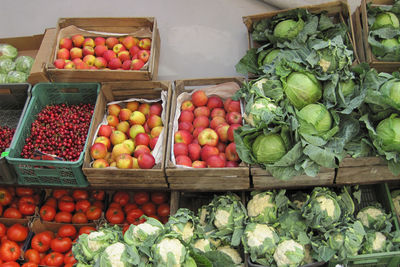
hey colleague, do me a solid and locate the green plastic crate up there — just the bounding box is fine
[6,82,100,187]
[328,183,400,267]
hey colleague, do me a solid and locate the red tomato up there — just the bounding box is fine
[59,195,74,202]
[148,214,160,221]
[9,199,18,209]
[50,237,72,253]
[63,250,76,265]
[132,217,146,225]
[54,212,72,223]
[2,261,20,267]
[133,192,149,205]
[44,197,57,209]
[58,201,75,213]
[91,190,105,201]
[24,249,41,264]
[75,199,91,213]
[0,240,21,262]
[151,192,168,205]
[22,262,38,267]
[157,203,170,217]
[39,206,56,222]
[32,194,40,206]
[126,208,144,224]
[106,207,125,224]
[0,223,6,238]
[92,200,104,210]
[72,190,88,201]
[85,206,101,221]
[108,202,122,209]
[3,208,22,219]
[44,252,64,267]
[113,191,130,207]
[18,196,35,205]
[16,187,34,197]
[142,202,156,216]
[31,233,51,253]
[71,212,88,224]
[78,226,96,236]
[123,203,138,214]
[6,224,28,242]
[52,190,68,200]
[160,216,169,224]
[64,264,74,267]
[57,225,77,239]
[0,189,12,206]
[18,202,35,216]
[39,252,46,260]
[7,188,15,197]
[122,224,130,234]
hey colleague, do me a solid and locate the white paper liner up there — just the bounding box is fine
[170,81,244,168]
[90,91,167,168]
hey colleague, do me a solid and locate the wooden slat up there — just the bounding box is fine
[336,165,400,184]
[352,7,366,62]
[339,156,385,167]
[88,183,168,189]
[58,17,155,30]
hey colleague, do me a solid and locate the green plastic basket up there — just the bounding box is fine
[328,183,400,267]
[6,82,100,187]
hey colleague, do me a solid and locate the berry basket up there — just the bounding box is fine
[6,82,100,187]
[0,83,31,184]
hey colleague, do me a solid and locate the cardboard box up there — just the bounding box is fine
[45,17,160,82]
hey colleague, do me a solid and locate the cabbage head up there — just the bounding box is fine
[381,80,400,106]
[252,133,287,164]
[297,104,332,137]
[15,56,34,73]
[284,71,322,110]
[302,187,341,231]
[273,19,304,40]
[376,115,400,153]
[263,49,280,65]
[0,59,15,74]
[372,12,400,30]
[277,209,308,239]
[339,79,356,97]
[0,44,18,60]
[382,38,400,49]
[6,71,27,83]
[0,74,6,83]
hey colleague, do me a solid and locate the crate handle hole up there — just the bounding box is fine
[0,89,11,95]
[60,88,79,93]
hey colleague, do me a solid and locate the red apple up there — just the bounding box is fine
[106,37,119,49]
[194,106,211,118]
[127,101,139,112]
[215,124,230,143]
[181,101,194,112]
[108,104,122,116]
[72,58,83,65]
[94,57,107,68]
[227,124,241,142]
[82,46,95,56]
[94,136,111,151]
[110,130,127,145]
[134,145,151,158]
[72,34,85,47]
[106,115,119,127]
[210,116,226,129]
[122,36,138,49]
[64,61,75,69]
[178,122,194,133]
[93,159,109,168]
[59,38,73,50]
[108,58,122,70]
[98,125,113,137]
[118,51,130,62]
[191,90,208,107]
[94,37,106,46]
[116,121,130,134]
[225,143,239,161]
[138,50,150,63]
[138,153,155,169]
[179,110,194,123]
[76,61,89,69]
[175,155,192,167]
[207,96,223,109]
[198,128,218,146]
[218,152,227,162]
[192,161,207,168]
[131,59,144,70]
[54,59,65,69]
[129,111,146,125]
[174,143,188,157]
[150,102,162,116]
[112,143,131,160]
[206,155,226,168]
[143,122,151,133]
[193,116,209,129]
[83,38,95,48]
[90,143,107,159]
[211,108,226,118]
[122,60,132,70]
[200,145,219,161]
[226,112,242,125]
[224,98,241,113]
[193,127,205,138]
[94,45,108,57]
[191,138,199,145]
[138,38,151,50]
[188,143,201,161]
[135,133,150,146]
[149,137,159,150]
[57,48,70,60]
[217,142,226,153]
[113,44,126,54]
[147,115,162,129]
[103,50,117,62]
[138,103,150,116]
[226,161,239,167]
[174,130,193,145]
[116,153,134,169]
[129,125,145,139]
[83,55,96,66]
[70,47,83,59]
[151,126,163,138]
[129,45,140,56]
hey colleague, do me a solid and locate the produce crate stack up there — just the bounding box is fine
[165,77,250,191]
[82,81,171,189]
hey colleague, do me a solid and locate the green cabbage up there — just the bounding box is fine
[273,19,305,40]
[0,59,15,74]
[298,104,332,137]
[372,12,400,30]
[6,71,27,83]
[0,44,18,60]
[15,56,34,73]
[252,133,287,164]
[284,72,322,110]
[376,115,400,153]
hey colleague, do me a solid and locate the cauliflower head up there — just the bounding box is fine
[273,239,305,267]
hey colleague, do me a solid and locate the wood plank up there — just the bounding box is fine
[169,183,250,191]
[352,7,366,62]
[88,183,168,189]
[167,176,250,190]
[336,165,400,184]
[252,172,334,189]
[339,156,385,167]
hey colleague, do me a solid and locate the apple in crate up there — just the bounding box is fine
[95,37,106,46]
[198,128,218,146]
[174,130,193,145]
[106,115,118,127]
[192,90,208,107]
[116,153,133,169]
[151,126,163,138]
[94,45,108,57]
[138,153,155,169]
[134,145,151,158]
[93,159,109,168]
[110,130,127,145]
[129,125,145,139]
[90,143,107,159]
[207,96,223,109]
[129,111,146,125]
[94,136,111,151]
[111,143,131,160]
[98,125,113,137]
[127,101,139,112]
[138,38,151,50]
[72,34,85,47]
[59,37,73,50]
[200,145,219,161]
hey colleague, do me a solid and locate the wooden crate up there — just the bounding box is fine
[82,81,171,189]
[360,0,400,72]
[0,30,52,84]
[45,17,160,82]
[242,1,359,62]
[352,6,366,63]
[165,77,250,191]
[251,166,335,189]
[336,156,400,184]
